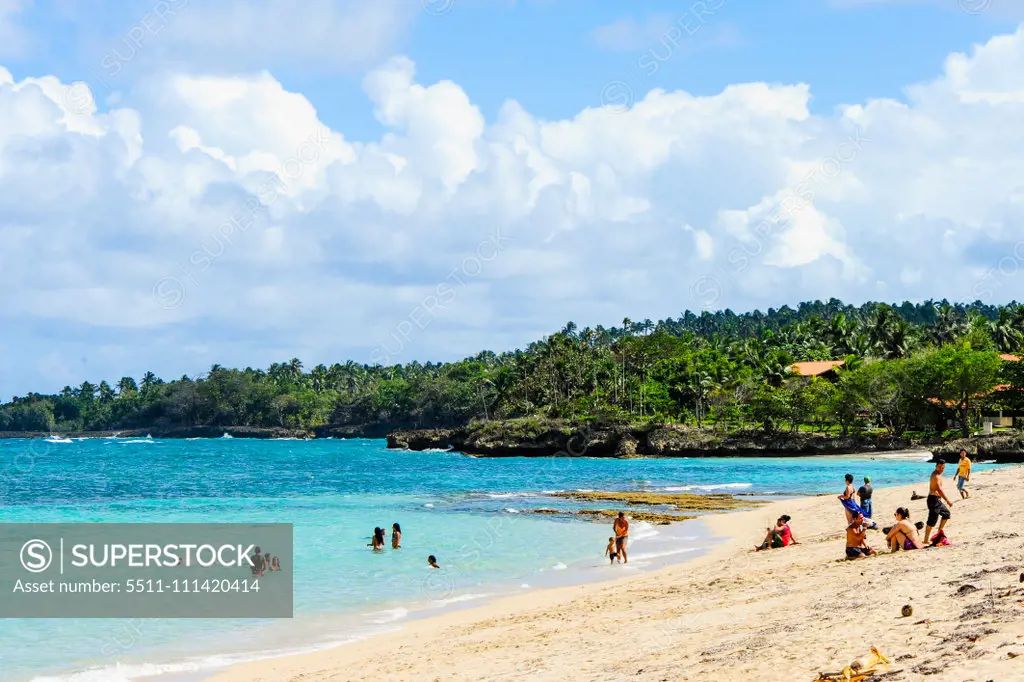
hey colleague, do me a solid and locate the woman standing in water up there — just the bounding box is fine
[391,523,402,549]
[370,527,385,552]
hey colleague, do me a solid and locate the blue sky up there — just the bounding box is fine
[1,0,1023,394]
[6,1,1018,135]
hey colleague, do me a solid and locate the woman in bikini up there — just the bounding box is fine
[885,507,923,551]
[391,523,402,549]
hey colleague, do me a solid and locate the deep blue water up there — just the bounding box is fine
[0,437,997,681]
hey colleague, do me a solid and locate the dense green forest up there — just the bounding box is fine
[4,299,1024,438]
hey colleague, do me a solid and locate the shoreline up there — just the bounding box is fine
[33,516,719,682]
[201,465,1024,682]
[6,428,1024,463]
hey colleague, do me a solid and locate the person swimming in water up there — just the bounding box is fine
[370,527,385,552]
[427,555,440,568]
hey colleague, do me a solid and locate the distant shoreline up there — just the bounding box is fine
[5,423,1024,463]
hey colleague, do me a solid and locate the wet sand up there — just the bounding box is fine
[206,466,1024,681]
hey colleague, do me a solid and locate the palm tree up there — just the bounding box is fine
[117,377,138,396]
[77,381,96,400]
[98,381,115,404]
[689,371,717,427]
[141,372,158,393]
[929,305,965,347]
[989,308,1023,353]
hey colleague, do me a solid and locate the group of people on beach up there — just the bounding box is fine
[754,450,973,561]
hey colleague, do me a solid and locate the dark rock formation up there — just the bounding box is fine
[932,433,1024,462]
[384,419,953,459]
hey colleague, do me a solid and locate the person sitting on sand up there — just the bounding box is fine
[427,555,440,568]
[613,512,629,564]
[755,515,798,551]
[392,523,402,549]
[885,507,922,551]
[845,513,875,560]
[923,461,954,545]
[605,537,618,565]
[956,450,971,499]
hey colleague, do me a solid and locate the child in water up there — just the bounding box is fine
[605,537,618,564]
[427,555,440,568]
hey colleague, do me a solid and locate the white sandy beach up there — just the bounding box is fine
[206,466,1024,681]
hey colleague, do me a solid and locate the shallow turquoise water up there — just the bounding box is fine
[0,437,996,681]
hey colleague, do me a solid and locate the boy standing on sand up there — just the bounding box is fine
[613,512,629,564]
[924,461,954,544]
[956,450,972,499]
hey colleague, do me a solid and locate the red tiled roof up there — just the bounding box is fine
[788,360,845,377]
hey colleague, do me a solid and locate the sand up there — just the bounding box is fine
[207,466,1024,681]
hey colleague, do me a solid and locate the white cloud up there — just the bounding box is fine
[3,25,1024,392]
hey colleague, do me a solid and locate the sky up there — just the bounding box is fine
[1,0,1023,395]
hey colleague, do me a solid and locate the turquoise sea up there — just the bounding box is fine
[0,437,998,681]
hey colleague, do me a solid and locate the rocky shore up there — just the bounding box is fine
[8,419,1023,462]
[385,419,951,459]
[931,432,1024,462]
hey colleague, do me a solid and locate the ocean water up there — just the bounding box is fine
[0,437,999,681]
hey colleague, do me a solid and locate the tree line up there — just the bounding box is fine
[3,299,1024,438]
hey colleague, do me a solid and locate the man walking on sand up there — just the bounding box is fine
[956,450,972,499]
[924,461,954,544]
[613,512,629,564]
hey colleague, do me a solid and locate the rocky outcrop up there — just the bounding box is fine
[385,428,466,451]
[385,420,946,458]
[932,433,1024,462]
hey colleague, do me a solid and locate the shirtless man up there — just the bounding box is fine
[613,512,629,564]
[845,513,875,559]
[923,461,954,544]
